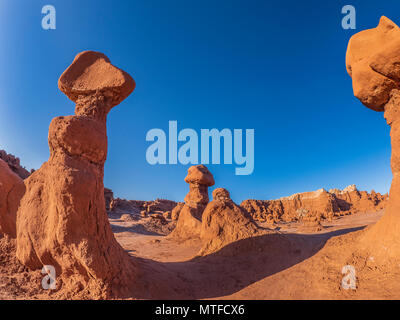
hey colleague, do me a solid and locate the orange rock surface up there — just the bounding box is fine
[0,159,25,238]
[15,51,137,297]
[169,165,214,240]
[347,16,400,259]
[241,185,387,223]
[199,188,258,256]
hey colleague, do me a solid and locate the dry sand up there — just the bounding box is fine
[2,208,399,299]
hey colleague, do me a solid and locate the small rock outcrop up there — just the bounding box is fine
[0,159,25,238]
[171,202,184,221]
[298,210,323,233]
[199,188,258,255]
[169,165,214,240]
[104,188,114,211]
[16,51,137,297]
[0,150,31,179]
[109,198,177,217]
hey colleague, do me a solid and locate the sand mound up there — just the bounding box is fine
[198,188,259,256]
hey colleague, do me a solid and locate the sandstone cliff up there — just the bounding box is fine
[241,185,387,223]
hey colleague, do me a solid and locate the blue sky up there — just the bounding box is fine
[0,0,397,202]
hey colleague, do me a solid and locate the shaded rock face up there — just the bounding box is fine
[104,188,114,211]
[0,159,25,238]
[241,186,387,223]
[171,202,184,221]
[169,165,214,240]
[0,150,31,180]
[109,197,177,216]
[199,188,258,256]
[16,51,137,297]
[346,17,400,258]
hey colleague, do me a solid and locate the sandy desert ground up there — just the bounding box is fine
[0,208,389,300]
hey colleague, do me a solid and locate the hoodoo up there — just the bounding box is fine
[15,51,137,297]
[346,16,400,258]
[169,165,214,240]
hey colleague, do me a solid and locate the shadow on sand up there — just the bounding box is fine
[133,226,364,299]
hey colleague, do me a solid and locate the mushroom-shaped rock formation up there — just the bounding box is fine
[16,51,137,297]
[0,159,25,238]
[347,17,400,259]
[58,51,135,119]
[169,165,214,240]
[198,187,258,256]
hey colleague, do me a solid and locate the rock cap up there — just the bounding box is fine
[58,51,135,106]
[184,165,215,186]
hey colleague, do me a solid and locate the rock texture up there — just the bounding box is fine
[241,186,387,223]
[15,51,137,297]
[109,197,177,216]
[298,210,323,233]
[104,188,114,211]
[0,159,25,238]
[346,16,400,259]
[171,202,184,221]
[199,188,258,256]
[169,165,214,240]
[0,150,31,179]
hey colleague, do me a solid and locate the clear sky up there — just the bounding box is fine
[0,0,397,203]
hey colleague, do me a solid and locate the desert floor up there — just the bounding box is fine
[111,209,387,300]
[3,209,397,300]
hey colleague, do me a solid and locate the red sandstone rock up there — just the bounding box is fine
[110,198,177,216]
[163,211,171,220]
[241,186,387,223]
[0,150,31,180]
[171,202,184,221]
[346,17,400,259]
[0,159,25,238]
[199,187,258,256]
[298,210,323,233]
[104,188,114,211]
[346,16,400,111]
[169,165,214,240]
[16,51,137,297]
